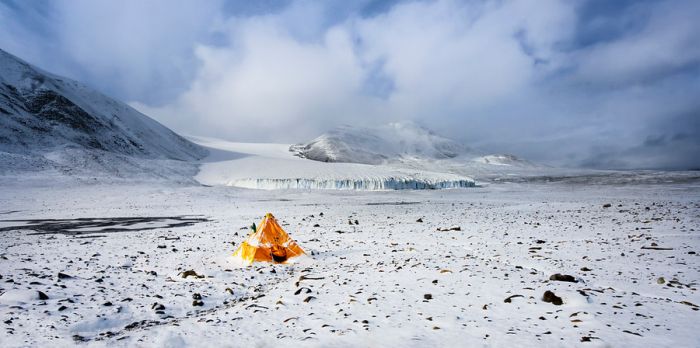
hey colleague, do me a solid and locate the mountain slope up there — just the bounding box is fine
[290,122,468,165]
[0,48,206,179]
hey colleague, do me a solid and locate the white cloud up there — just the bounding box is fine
[136,0,578,142]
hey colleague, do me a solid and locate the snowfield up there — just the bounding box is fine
[1,179,699,347]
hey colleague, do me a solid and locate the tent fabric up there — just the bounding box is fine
[232,213,306,265]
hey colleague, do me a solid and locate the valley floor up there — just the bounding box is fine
[0,180,699,347]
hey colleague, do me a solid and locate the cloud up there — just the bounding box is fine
[2,0,699,169]
[1,0,224,104]
[137,0,576,141]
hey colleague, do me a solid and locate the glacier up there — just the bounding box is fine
[224,177,475,190]
[190,137,477,191]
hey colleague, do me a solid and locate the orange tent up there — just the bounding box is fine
[232,213,306,265]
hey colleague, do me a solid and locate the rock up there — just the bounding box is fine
[679,301,699,309]
[437,226,461,231]
[103,301,113,306]
[542,291,563,305]
[416,218,423,223]
[179,270,204,279]
[657,277,666,284]
[423,294,433,300]
[603,203,612,208]
[58,305,67,311]
[549,274,577,283]
[313,224,320,227]
[192,300,204,307]
[37,291,49,300]
[151,303,165,311]
[580,267,592,272]
[504,294,524,303]
[192,293,202,300]
[57,272,73,280]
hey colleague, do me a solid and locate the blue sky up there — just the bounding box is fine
[1,0,698,169]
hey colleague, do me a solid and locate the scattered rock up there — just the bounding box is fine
[641,246,674,251]
[679,301,699,310]
[57,272,73,280]
[550,274,577,283]
[622,330,642,336]
[179,270,205,279]
[504,294,524,303]
[542,291,563,305]
[303,296,317,303]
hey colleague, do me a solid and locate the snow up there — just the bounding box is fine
[192,136,475,190]
[0,180,699,347]
[290,121,469,165]
[472,154,535,166]
[0,290,44,305]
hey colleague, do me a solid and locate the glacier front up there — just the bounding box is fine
[225,177,475,190]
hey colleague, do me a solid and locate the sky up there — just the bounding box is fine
[1,0,698,170]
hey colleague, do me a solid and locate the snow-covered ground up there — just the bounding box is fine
[1,179,698,347]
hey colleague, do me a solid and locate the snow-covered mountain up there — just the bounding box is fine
[0,49,206,179]
[472,154,534,167]
[290,122,468,165]
[289,122,537,168]
[285,122,565,183]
